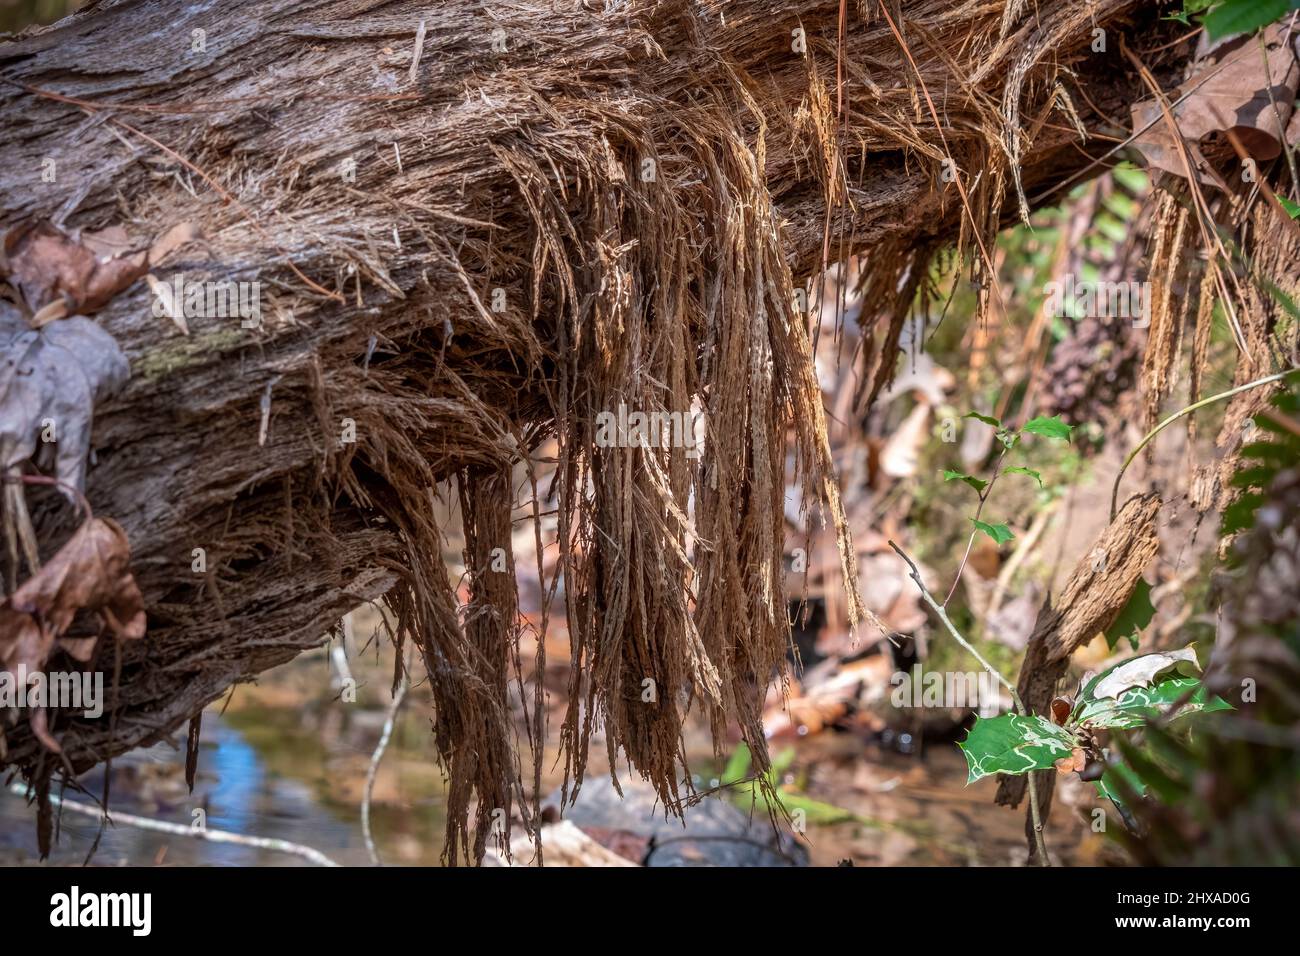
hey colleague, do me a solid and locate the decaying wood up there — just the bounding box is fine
[0,0,1191,862]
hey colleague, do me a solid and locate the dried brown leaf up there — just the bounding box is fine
[1131,26,1299,187]
[0,516,146,751]
[2,221,147,316]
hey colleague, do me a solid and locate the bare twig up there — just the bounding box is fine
[1109,369,1297,519]
[889,540,1051,866]
[361,675,408,866]
[6,782,340,866]
[945,444,1009,606]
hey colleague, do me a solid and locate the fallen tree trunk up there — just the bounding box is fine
[0,0,1188,859]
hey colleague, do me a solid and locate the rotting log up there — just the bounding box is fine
[0,0,1191,859]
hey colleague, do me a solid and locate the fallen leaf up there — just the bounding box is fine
[879,402,931,478]
[1,302,130,492]
[1131,24,1300,188]
[0,516,146,751]
[0,221,198,323]
[145,273,189,334]
[147,221,200,266]
[2,221,147,317]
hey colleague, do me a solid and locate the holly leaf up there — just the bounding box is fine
[1078,646,1203,705]
[1003,466,1043,489]
[1103,579,1155,651]
[1022,415,1073,441]
[971,519,1014,545]
[959,713,1075,783]
[942,469,988,493]
[1075,674,1232,730]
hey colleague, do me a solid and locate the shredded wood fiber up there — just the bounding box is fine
[0,0,1182,861]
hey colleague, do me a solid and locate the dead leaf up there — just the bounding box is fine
[0,516,146,751]
[80,225,134,260]
[0,220,198,323]
[1055,747,1086,774]
[2,221,147,317]
[147,221,200,266]
[1091,646,1200,701]
[1,302,130,492]
[863,550,928,633]
[1131,25,1300,188]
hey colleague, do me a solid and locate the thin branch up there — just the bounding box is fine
[6,782,340,866]
[944,444,1009,606]
[1109,369,1297,519]
[361,676,408,866]
[889,540,1051,866]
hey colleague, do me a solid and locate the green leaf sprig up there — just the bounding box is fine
[940,412,1073,604]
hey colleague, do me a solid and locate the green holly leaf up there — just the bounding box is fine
[1021,415,1073,441]
[959,713,1075,783]
[1003,466,1043,489]
[1103,579,1156,651]
[942,469,988,493]
[963,411,1000,428]
[1204,0,1299,39]
[1075,675,1232,730]
[971,519,1014,545]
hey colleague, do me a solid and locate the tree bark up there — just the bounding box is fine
[0,0,1188,778]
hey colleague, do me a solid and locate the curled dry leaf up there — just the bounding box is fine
[1090,646,1201,701]
[1131,25,1300,188]
[1054,747,1086,775]
[144,273,188,334]
[1,302,130,492]
[2,221,147,317]
[0,220,199,321]
[0,516,146,751]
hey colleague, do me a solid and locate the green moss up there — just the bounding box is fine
[133,326,248,382]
